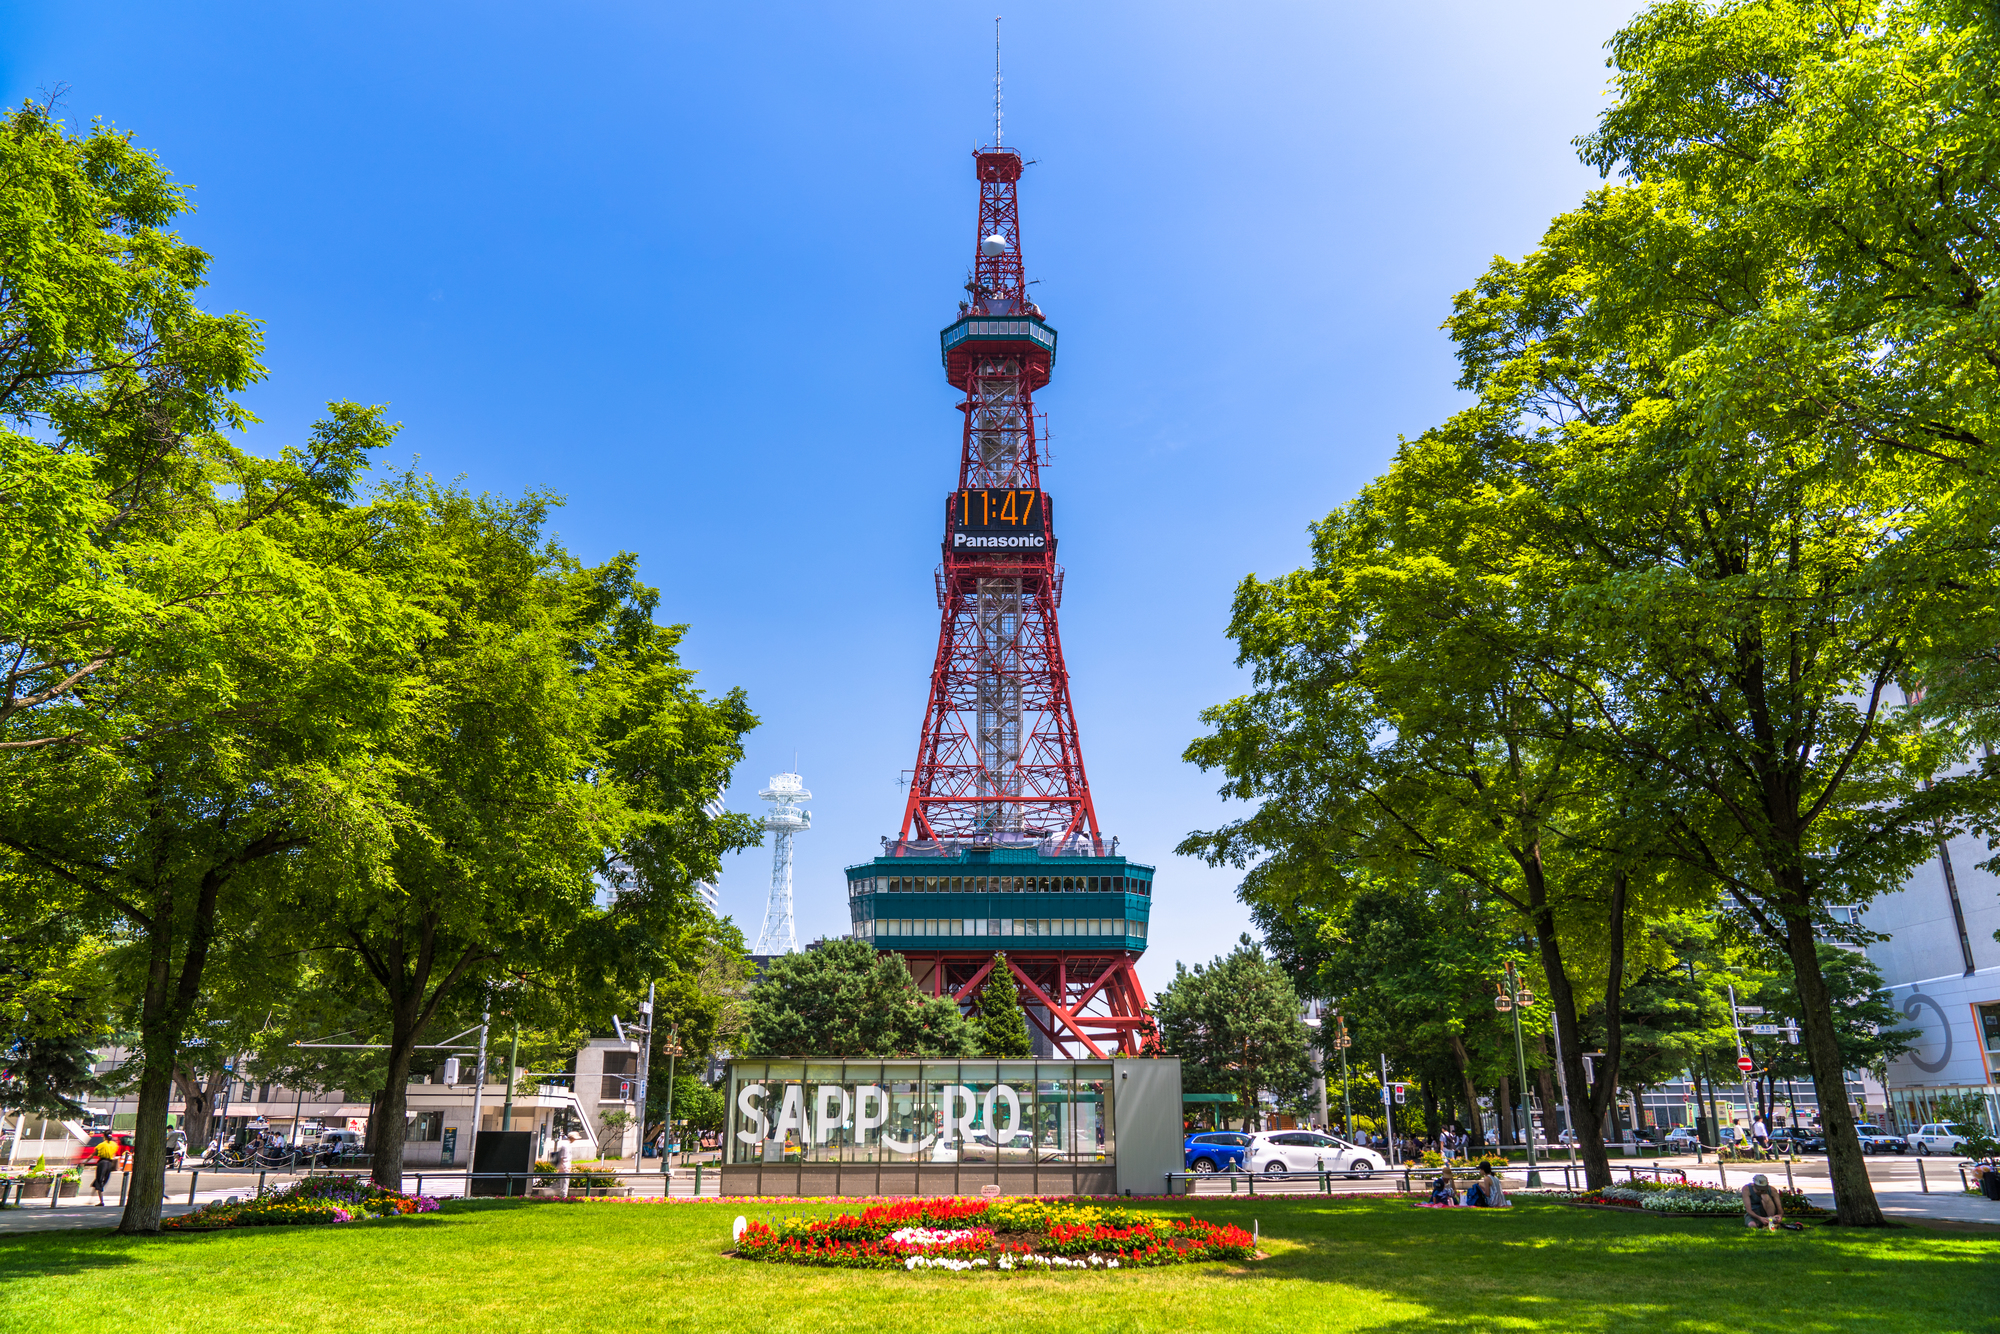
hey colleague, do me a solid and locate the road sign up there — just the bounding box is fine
[1738,1005,1765,1016]
[1737,1055,1755,1073]
[1381,1086,1392,1105]
[1750,1023,1779,1035]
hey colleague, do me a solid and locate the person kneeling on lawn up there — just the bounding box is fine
[1741,1174,1800,1230]
[1429,1167,1461,1206]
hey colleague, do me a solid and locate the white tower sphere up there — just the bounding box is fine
[980,233,1012,256]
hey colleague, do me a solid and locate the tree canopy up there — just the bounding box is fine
[739,939,977,1059]
[1180,0,2000,1222]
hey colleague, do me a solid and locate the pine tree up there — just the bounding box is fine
[972,954,1034,1058]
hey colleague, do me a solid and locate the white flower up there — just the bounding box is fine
[888,1227,983,1248]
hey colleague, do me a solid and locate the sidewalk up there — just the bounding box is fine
[0,1203,202,1236]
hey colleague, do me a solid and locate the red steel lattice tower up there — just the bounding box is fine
[847,137,1158,1059]
[900,145,1100,848]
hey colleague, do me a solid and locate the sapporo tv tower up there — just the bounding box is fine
[843,43,1158,1057]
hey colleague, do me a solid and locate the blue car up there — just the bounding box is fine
[1184,1131,1252,1173]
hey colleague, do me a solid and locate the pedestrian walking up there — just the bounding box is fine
[552,1130,580,1198]
[88,1136,121,1206]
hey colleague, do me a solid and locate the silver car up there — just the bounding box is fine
[1244,1130,1385,1179]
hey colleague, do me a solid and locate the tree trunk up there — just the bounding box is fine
[119,922,180,1235]
[119,859,228,1235]
[1498,1077,1515,1145]
[1784,909,1886,1225]
[1447,1035,1485,1148]
[171,1062,226,1153]
[1523,862,1623,1189]
[371,996,423,1190]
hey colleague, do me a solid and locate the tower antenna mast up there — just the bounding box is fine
[994,16,1003,146]
[754,770,811,955]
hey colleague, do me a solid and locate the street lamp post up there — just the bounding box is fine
[1333,1012,1354,1140]
[1497,962,1541,1188]
[661,1027,682,1176]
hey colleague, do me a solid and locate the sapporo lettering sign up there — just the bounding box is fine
[948,489,1050,552]
[736,1081,1028,1154]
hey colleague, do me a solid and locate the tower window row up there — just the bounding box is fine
[849,874,1146,898]
[856,918,1147,941]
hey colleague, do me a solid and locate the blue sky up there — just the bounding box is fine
[7,0,1632,998]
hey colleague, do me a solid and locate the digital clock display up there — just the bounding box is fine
[948,489,1052,551]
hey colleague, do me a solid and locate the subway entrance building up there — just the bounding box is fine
[722,1057,1182,1197]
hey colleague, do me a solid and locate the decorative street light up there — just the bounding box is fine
[1332,1011,1354,1140]
[1501,961,1541,1187]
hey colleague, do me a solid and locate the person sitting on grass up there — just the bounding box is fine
[1741,1174,1801,1231]
[1428,1167,1461,1206]
[1466,1165,1509,1208]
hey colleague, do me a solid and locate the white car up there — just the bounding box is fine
[1244,1131,1384,1179]
[1908,1123,1972,1155]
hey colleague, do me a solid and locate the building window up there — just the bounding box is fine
[601,1075,632,1101]
[603,1052,637,1076]
[409,1111,443,1142]
[1980,1003,2000,1083]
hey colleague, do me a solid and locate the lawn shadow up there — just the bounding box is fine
[0,1232,153,1285]
[1177,1197,1995,1333]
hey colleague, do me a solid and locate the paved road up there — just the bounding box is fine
[1174,1153,2000,1224]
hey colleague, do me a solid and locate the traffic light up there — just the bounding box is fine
[1393,1083,1407,1105]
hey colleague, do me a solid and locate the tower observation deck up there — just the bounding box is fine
[847,140,1159,1057]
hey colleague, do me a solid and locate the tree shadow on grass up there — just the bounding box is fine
[1183,1198,1994,1334]
[0,1206,494,1286]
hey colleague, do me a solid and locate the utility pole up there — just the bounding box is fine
[501,1027,520,1131]
[662,1027,683,1175]
[633,983,655,1173]
[1727,982,1756,1142]
[467,1001,491,1174]
[1550,1009,1576,1169]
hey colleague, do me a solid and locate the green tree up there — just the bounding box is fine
[739,939,976,1058]
[279,476,758,1188]
[0,101,428,1230]
[1545,0,2000,1219]
[1176,421,1717,1185]
[969,954,1034,1059]
[1152,935,1313,1132]
[0,101,263,754]
[1296,874,1540,1148]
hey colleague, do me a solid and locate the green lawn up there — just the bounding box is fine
[0,1196,1991,1333]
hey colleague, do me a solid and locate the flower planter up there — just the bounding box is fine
[19,1178,79,1198]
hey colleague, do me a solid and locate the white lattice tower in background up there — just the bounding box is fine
[755,772,811,954]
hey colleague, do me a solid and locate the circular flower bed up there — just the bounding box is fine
[163,1174,440,1231]
[734,1196,1254,1271]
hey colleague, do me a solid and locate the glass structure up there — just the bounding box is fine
[720,1057,1119,1197]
